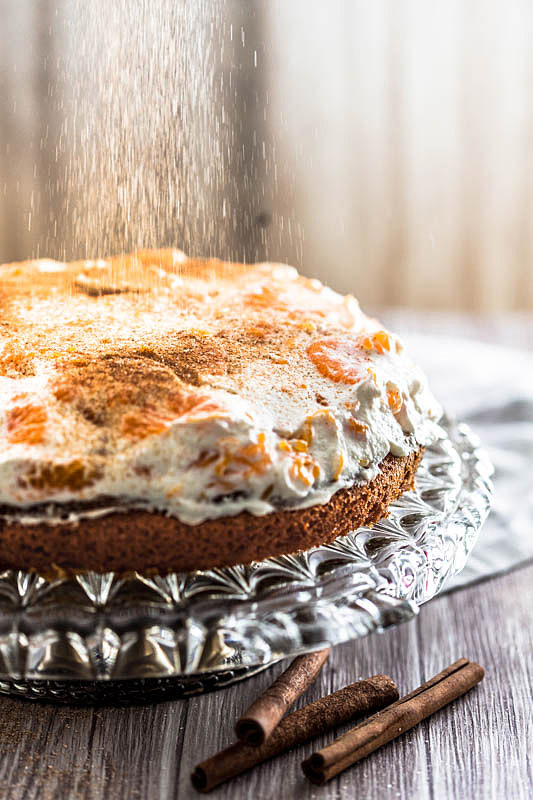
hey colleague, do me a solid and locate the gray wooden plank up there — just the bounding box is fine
[0,698,188,800]
[418,565,533,800]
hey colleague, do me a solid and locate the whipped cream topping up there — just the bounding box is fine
[0,250,443,525]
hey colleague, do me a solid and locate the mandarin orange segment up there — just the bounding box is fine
[374,330,392,352]
[387,388,403,414]
[307,338,367,385]
[214,433,272,487]
[279,432,321,488]
[290,438,308,452]
[360,330,392,355]
[6,404,47,445]
[333,451,344,480]
[178,397,229,423]
[289,451,320,487]
[348,417,367,435]
[121,394,228,440]
[121,408,171,440]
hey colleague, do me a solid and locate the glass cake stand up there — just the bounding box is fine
[0,414,493,703]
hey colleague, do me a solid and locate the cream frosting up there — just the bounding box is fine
[0,250,443,525]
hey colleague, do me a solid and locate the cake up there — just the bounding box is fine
[0,249,442,574]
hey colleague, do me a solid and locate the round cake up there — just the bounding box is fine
[0,249,442,574]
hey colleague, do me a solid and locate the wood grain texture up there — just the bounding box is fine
[0,312,530,800]
[264,0,533,311]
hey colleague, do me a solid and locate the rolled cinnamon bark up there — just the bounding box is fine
[302,658,485,785]
[235,648,330,746]
[191,674,398,792]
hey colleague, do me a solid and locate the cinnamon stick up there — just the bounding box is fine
[302,658,485,785]
[235,648,330,746]
[191,674,398,792]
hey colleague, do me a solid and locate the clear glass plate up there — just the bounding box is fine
[0,414,493,701]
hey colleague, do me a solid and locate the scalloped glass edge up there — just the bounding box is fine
[0,414,493,682]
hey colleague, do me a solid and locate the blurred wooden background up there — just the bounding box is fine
[1,0,533,311]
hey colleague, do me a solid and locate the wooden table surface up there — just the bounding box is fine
[0,312,532,800]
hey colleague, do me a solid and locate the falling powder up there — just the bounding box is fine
[37,1,303,268]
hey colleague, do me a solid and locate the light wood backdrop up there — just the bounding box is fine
[1,0,533,311]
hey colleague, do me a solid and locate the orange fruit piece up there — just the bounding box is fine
[6,404,47,445]
[348,418,367,435]
[120,408,171,440]
[289,452,321,487]
[333,451,344,480]
[387,388,403,414]
[307,338,368,385]
[214,433,272,487]
[359,330,392,355]
[121,396,228,441]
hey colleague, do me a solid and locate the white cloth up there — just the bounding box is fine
[405,334,533,590]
